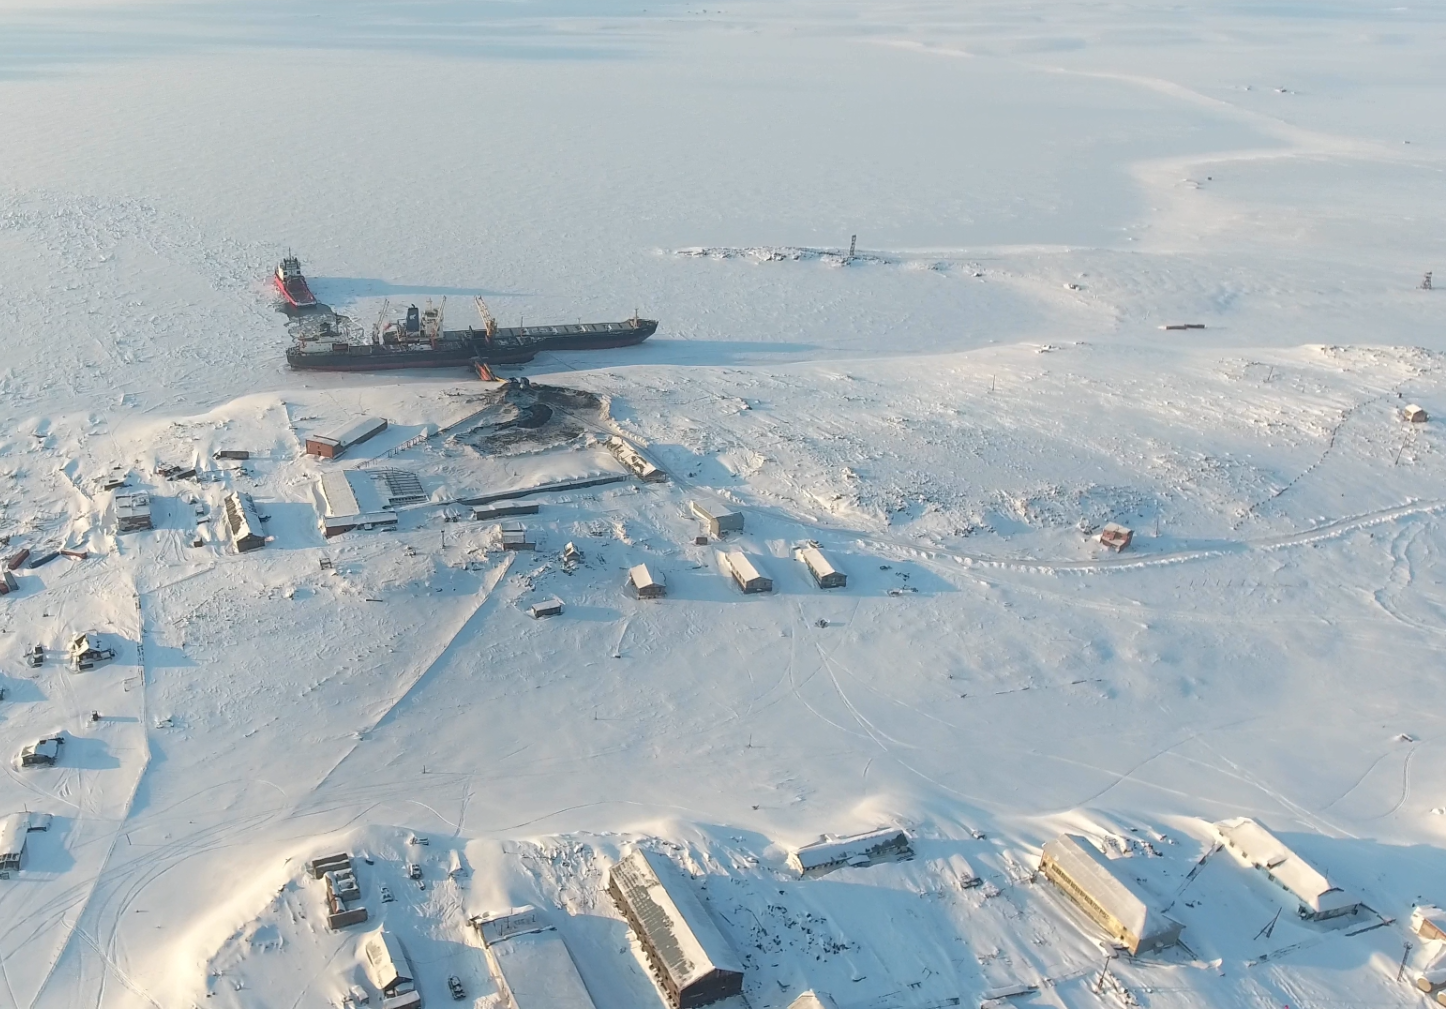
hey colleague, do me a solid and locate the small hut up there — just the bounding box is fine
[1099,523,1133,552]
[1404,404,1429,423]
[529,599,564,619]
[723,551,772,594]
[626,564,666,599]
[501,522,536,551]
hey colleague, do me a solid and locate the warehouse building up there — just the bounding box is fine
[794,546,846,589]
[691,501,743,537]
[723,551,771,594]
[1039,834,1182,954]
[318,471,400,538]
[474,907,599,1009]
[1215,817,1360,921]
[305,417,388,459]
[606,848,744,1008]
[223,492,265,552]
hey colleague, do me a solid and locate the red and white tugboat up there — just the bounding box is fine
[274,254,317,308]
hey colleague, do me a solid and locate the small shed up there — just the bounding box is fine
[723,550,771,594]
[224,492,266,552]
[691,501,743,536]
[19,737,63,768]
[361,929,420,1009]
[501,521,536,551]
[115,492,153,532]
[606,848,744,1009]
[1405,404,1429,423]
[626,564,666,599]
[1216,817,1359,920]
[306,417,388,459]
[1099,523,1133,552]
[795,546,846,589]
[607,436,667,483]
[1413,905,1446,943]
[0,812,51,875]
[788,827,912,877]
[529,599,564,619]
[1039,833,1182,954]
[475,907,600,1009]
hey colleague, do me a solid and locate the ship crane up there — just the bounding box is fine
[371,298,391,345]
[473,296,498,339]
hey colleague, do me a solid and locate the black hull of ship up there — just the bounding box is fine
[287,318,657,372]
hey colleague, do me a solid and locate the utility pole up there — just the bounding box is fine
[1397,941,1413,982]
[848,235,857,260]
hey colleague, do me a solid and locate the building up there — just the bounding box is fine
[1039,834,1182,954]
[787,992,839,1009]
[627,564,667,599]
[1099,523,1133,551]
[19,737,63,768]
[1413,905,1446,943]
[474,907,599,1009]
[306,417,388,459]
[529,599,564,619]
[69,631,117,671]
[691,501,743,536]
[0,812,52,875]
[319,471,401,538]
[114,492,153,532]
[794,546,846,589]
[223,492,265,552]
[606,848,744,1008]
[1405,404,1429,423]
[316,852,367,929]
[723,551,771,594]
[472,503,540,521]
[361,928,421,1009]
[1215,817,1359,921]
[501,522,536,551]
[608,436,667,482]
[788,828,912,877]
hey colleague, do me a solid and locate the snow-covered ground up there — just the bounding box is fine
[3,3,1446,1009]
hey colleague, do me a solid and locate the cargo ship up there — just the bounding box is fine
[286,297,657,372]
[274,255,317,308]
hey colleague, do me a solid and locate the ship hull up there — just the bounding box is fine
[275,275,317,308]
[287,318,657,372]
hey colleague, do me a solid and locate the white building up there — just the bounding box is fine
[223,492,265,552]
[606,848,744,1008]
[794,546,846,589]
[319,471,400,538]
[474,907,599,1009]
[361,928,421,1009]
[626,564,666,599]
[691,501,743,536]
[608,435,667,482]
[1215,818,1360,920]
[723,550,771,594]
[1039,834,1182,954]
[0,812,52,875]
[788,827,912,876]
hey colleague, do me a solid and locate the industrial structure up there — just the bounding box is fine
[1038,834,1182,954]
[606,848,745,1008]
[788,827,912,877]
[473,907,600,1009]
[1215,817,1360,920]
[305,417,388,459]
